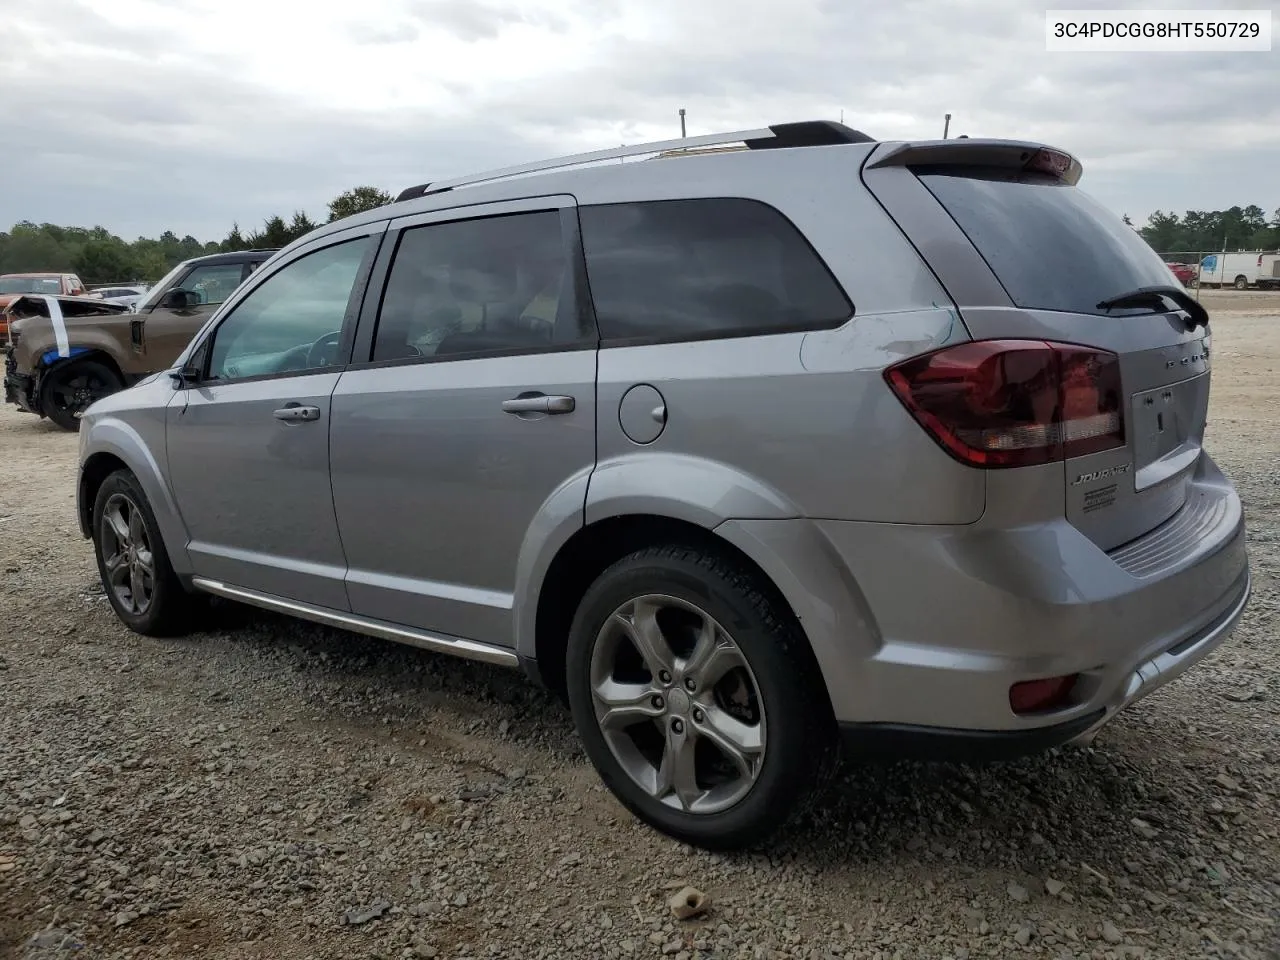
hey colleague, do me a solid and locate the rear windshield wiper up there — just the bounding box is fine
[1096,285,1209,330]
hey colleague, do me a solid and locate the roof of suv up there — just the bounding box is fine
[284,121,1077,263]
[181,249,277,266]
[274,121,881,254]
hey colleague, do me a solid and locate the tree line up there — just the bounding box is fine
[0,186,392,286]
[1133,204,1280,255]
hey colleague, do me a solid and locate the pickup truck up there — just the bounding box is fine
[0,273,94,340]
[3,250,275,429]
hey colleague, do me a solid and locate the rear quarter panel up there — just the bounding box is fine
[576,146,985,525]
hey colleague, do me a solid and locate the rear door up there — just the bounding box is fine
[863,143,1211,550]
[328,196,598,645]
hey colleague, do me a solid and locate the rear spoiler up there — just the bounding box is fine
[866,139,1083,186]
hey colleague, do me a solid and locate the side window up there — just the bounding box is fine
[179,263,250,306]
[579,198,851,342]
[205,237,372,382]
[372,210,584,363]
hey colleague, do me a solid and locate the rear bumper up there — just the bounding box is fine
[722,452,1251,752]
[839,710,1106,763]
[837,563,1249,761]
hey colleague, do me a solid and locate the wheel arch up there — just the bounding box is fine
[40,348,126,381]
[78,422,193,576]
[527,513,812,701]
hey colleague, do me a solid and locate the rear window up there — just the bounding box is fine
[918,169,1177,317]
[579,198,851,343]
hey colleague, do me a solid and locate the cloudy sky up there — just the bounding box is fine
[2,0,1277,241]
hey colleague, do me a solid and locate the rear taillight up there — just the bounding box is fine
[885,340,1124,468]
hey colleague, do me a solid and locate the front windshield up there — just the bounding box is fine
[136,261,190,311]
[0,277,62,295]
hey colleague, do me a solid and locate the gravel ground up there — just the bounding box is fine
[2,290,1277,960]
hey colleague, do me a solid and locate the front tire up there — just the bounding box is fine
[565,544,837,850]
[92,470,193,636]
[40,360,122,431]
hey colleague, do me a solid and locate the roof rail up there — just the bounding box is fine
[395,120,874,203]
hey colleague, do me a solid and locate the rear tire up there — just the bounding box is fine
[92,469,194,637]
[1233,275,1249,291]
[565,543,837,850]
[39,359,122,431]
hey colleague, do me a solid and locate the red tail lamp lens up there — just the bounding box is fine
[885,340,1124,468]
[1009,675,1079,715]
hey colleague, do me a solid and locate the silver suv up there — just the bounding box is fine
[77,121,1251,849]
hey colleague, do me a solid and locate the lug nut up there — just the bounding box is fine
[658,670,672,684]
[651,695,665,710]
[692,708,704,723]
[684,677,696,693]
[671,718,684,734]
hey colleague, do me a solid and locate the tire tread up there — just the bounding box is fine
[568,540,839,849]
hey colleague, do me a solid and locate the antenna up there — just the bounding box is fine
[943,113,952,139]
[679,108,687,138]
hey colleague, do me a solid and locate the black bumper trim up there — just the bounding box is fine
[839,709,1106,764]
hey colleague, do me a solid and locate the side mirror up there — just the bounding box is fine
[168,364,200,388]
[162,288,201,310]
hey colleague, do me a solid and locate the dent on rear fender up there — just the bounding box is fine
[584,453,800,526]
[797,306,967,372]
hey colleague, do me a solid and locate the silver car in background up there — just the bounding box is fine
[76,121,1250,849]
[89,285,150,311]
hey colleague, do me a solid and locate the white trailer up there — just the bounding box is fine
[1196,251,1276,290]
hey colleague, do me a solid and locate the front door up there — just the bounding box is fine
[166,232,380,609]
[144,260,253,368]
[329,198,598,644]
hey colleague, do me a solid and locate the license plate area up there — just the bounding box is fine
[1130,373,1207,491]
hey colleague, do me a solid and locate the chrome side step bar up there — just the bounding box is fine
[190,577,520,668]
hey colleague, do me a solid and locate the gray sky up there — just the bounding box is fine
[3,0,1277,241]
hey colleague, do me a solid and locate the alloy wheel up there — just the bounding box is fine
[99,493,156,616]
[589,594,767,815]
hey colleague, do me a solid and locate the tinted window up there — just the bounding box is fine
[136,262,189,311]
[918,169,1177,317]
[373,210,584,362]
[579,198,851,342]
[206,238,371,382]
[179,263,247,306]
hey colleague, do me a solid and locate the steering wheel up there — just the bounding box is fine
[305,330,343,369]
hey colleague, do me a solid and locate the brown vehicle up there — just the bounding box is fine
[0,272,94,340]
[3,250,274,429]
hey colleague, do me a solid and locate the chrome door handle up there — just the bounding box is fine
[273,404,321,422]
[501,394,575,415]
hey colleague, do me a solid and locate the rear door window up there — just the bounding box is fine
[371,210,589,362]
[917,169,1177,317]
[579,198,851,343]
